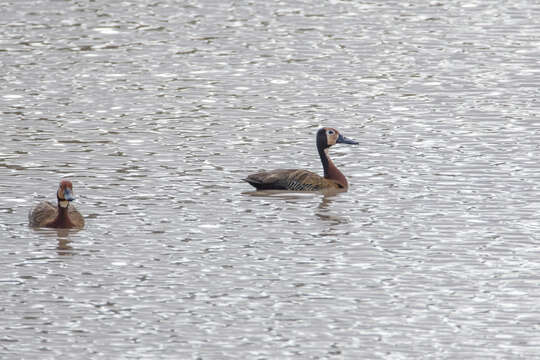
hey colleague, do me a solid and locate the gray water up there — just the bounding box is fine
[1,0,540,359]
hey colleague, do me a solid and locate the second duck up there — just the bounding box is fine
[28,179,85,229]
[244,127,358,192]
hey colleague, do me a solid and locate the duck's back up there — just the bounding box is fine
[244,169,342,191]
[28,201,57,227]
[67,206,85,228]
[28,202,85,228]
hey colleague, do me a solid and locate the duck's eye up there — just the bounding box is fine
[327,129,335,135]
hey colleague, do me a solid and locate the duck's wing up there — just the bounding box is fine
[68,205,85,229]
[244,169,324,191]
[28,201,57,227]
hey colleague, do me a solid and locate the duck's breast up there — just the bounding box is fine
[320,178,347,191]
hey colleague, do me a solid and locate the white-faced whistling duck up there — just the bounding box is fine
[244,127,358,192]
[28,180,85,229]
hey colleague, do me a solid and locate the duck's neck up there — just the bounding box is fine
[49,201,75,228]
[318,146,348,189]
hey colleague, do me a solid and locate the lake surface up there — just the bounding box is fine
[1,0,540,358]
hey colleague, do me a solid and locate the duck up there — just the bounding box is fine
[244,127,358,191]
[28,180,85,229]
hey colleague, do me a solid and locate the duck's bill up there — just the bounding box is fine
[337,134,358,145]
[64,188,75,201]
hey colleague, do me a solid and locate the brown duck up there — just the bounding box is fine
[244,127,358,191]
[28,180,85,228]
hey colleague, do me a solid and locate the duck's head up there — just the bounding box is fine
[316,127,358,149]
[57,180,75,208]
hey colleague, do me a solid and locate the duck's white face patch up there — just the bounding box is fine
[325,128,339,146]
[59,200,69,208]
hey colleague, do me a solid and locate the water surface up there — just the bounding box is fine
[1,1,540,358]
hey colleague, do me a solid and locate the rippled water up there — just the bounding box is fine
[2,0,540,358]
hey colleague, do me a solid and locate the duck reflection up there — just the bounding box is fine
[242,189,320,199]
[55,228,77,255]
[242,186,345,199]
[243,189,349,226]
[315,195,350,226]
[31,227,81,256]
[56,237,74,255]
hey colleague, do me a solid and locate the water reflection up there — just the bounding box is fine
[243,189,351,226]
[315,196,349,226]
[242,189,321,199]
[242,188,345,199]
[56,238,74,255]
[30,227,81,256]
